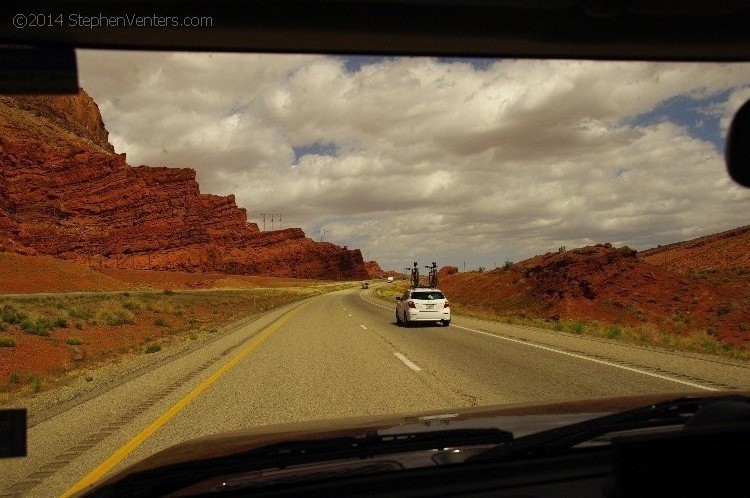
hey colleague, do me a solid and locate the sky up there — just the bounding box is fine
[77,50,750,272]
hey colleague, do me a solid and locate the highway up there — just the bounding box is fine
[2,285,749,497]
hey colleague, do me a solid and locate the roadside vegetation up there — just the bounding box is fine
[0,281,356,402]
[375,285,748,361]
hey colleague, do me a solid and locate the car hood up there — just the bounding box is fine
[93,389,736,482]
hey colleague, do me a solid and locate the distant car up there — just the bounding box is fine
[361,281,369,289]
[395,287,450,327]
[387,277,394,283]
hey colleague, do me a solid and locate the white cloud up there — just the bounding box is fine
[77,51,750,271]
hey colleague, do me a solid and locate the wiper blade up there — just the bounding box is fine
[87,428,512,497]
[466,394,750,463]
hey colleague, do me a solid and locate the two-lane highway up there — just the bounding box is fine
[2,285,749,497]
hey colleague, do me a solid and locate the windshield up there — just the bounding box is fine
[411,292,445,300]
[1,49,750,496]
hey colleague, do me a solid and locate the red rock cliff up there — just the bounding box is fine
[0,90,368,279]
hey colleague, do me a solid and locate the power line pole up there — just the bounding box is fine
[259,213,268,231]
[270,213,281,231]
[320,228,328,242]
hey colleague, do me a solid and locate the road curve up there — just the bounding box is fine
[2,285,749,497]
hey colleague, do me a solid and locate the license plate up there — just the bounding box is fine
[425,304,434,309]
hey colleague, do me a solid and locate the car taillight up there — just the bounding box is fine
[444,301,450,308]
[407,301,416,309]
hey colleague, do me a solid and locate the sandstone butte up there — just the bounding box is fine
[0,90,369,280]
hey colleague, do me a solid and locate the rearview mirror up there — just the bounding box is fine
[726,99,750,188]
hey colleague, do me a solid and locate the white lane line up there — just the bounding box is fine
[359,324,368,330]
[360,294,393,310]
[394,352,421,371]
[452,324,717,392]
[359,292,716,392]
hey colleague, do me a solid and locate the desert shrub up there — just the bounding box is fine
[162,289,175,295]
[0,305,27,325]
[98,308,136,326]
[620,246,637,257]
[52,316,68,328]
[144,344,161,354]
[554,322,564,331]
[716,305,731,316]
[20,317,53,336]
[558,245,566,253]
[607,326,622,339]
[65,337,83,345]
[9,372,21,384]
[31,375,41,392]
[0,336,15,347]
[122,300,142,311]
[153,317,170,327]
[68,306,94,319]
[571,322,585,334]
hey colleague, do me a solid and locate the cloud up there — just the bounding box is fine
[77,51,750,271]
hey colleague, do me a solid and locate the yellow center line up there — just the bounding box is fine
[62,302,307,497]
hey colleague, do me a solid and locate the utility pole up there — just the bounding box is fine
[320,228,328,242]
[259,213,267,231]
[270,213,281,231]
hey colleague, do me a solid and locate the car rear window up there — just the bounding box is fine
[411,292,445,300]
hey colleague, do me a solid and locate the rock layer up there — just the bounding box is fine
[0,90,368,279]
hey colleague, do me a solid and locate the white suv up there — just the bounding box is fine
[395,288,450,327]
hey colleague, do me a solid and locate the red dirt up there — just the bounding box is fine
[0,252,334,294]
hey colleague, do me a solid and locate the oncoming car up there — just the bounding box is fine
[361,281,370,289]
[395,288,450,327]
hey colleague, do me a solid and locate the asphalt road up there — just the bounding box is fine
[2,285,749,497]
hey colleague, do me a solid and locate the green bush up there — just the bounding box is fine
[144,344,161,354]
[9,372,21,384]
[100,309,136,326]
[0,336,15,347]
[153,317,170,327]
[65,337,83,346]
[52,316,68,328]
[31,375,41,392]
[571,322,585,334]
[607,326,622,339]
[716,305,731,316]
[503,260,514,270]
[69,306,94,319]
[20,317,53,336]
[620,246,637,257]
[162,289,175,295]
[0,305,27,325]
[122,300,142,311]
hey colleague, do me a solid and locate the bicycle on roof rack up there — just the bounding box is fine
[410,261,420,288]
[409,261,439,289]
[425,261,438,289]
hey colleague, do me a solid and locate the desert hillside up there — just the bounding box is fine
[0,90,368,280]
[437,241,749,346]
[639,225,750,273]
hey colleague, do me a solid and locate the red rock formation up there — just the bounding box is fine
[0,90,368,279]
[364,260,385,278]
